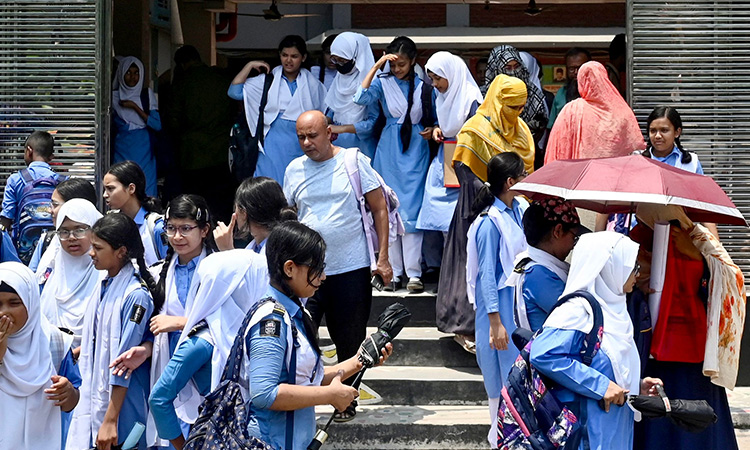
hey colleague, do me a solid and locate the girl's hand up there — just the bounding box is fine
[488,313,509,350]
[213,213,236,251]
[432,127,444,143]
[0,314,13,344]
[328,370,359,411]
[670,226,702,260]
[150,314,186,335]
[371,342,394,367]
[245,60,271,74]
[119,100,140,111]
[375,53,398,71]
[602,381,628,412]
[45,375,78,410]
[419,127,434,140]
[96,420,118,450]
[640,377,664,396]
[109,345,151,379]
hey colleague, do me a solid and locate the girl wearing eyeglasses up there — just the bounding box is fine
[39,198,103,348]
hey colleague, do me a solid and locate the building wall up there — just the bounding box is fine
[351,4,447,28]
[469,3,625,28]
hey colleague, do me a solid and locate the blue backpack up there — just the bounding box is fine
[497,290,604,450]
[15,168,66,264]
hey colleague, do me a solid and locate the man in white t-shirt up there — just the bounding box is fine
[284,111,392,418]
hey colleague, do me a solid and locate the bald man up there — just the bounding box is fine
[283,111,392,419]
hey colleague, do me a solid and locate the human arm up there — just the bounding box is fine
[321,342,393,386]
[364,186,393,285]
[595,213,609,232]
[640,377,663,396]
[475,218,510,350]
[353,77,383,107]
[146,108,162,131]
[45,374,79,412]
[227,83,245,101]
[118,100,150,122]
[110,340,153,379]
[231,60,272,86]
[96,385,127,450]
[0,173,19,227]
[110,290,154,387]
[529,327,614,401]
[671,225,703,261]
[361,54,395,90]
[149,337,213,444]
[150,314,187,335]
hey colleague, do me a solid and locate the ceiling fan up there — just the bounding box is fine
[524,0,544,16]
[237,0,320,21]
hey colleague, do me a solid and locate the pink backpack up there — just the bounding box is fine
[343,147,405,270]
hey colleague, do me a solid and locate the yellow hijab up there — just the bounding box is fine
[454,74,535,181]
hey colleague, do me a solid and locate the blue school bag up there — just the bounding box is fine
[497,290,604,450]
[14,168,66,264]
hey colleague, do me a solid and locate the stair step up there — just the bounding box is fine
[314,405,489,449]
[320,327,478,367]
[359,366,487,406]
[320,286,438,328]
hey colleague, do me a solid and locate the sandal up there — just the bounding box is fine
[333,400,357,423]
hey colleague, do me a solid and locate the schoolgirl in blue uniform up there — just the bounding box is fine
[213,177,296,254]
[326,32,379,159]
[104,161,168,266]
[67,213,158,450]
[228,35,327,184]
[505,198,586,333]
[112,56,161,197]
[239,221,392,450]
[530,232,663,450]
[148,248,269,450]
[0,261,80,450]
[465,152,529,446]
[354,36,430,291]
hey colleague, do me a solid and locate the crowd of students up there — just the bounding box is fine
[0,31,743,450]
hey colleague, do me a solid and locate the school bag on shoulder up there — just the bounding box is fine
[15,168,67,265]
[343,147,405,270]
[229,73,274,183]
[497,290,604,450]
[144,211,165,258]
[184,298,282,450]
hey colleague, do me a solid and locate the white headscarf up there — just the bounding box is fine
[40,199,103,346]
[425,51,484,138]
[325,32,375,125]
[179,249,269,390]
[112,56,157,130]
[243,66,327,139]
[0,262,61,450]
[544,231,642,395]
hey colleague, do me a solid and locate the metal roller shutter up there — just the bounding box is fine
[0,0,109,199]
[629,0,750,276]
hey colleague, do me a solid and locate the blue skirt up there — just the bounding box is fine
[255,117,303,184]
[416,145,458,232]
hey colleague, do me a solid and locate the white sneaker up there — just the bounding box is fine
[407,277,424,292]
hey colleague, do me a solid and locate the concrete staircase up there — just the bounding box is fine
[316,285,490,449]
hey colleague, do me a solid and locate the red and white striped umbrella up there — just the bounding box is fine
[513,155,747,226]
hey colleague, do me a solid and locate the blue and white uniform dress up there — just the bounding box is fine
[146,249,206,448]
[133,206,168,267]
[354,74,430,281]
[242,286,325,450]
[466,196,528,447]
[326,32,379,160]
[417,51,484,234]
[67,263,154,450]
[229,66,327,184]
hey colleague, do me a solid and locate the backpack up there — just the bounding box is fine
[184,298,286,450]
[229,73,274,183]
[144,211,165,259]
[14,168,67,265]
[497,290,604,450]
[342,147,405,270]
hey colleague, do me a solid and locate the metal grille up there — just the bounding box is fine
[629,0,750,275]
[0,0,103,196]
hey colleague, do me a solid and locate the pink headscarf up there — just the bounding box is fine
[544,61,645,163]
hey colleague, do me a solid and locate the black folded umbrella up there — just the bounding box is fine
[628,386,717,433]
[359,302,412,368]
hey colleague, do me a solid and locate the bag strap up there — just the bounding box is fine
[549,290,604,366]
[285,325,297,450]
[20,168,33,184]
[144,212,163,260]
[257,73,274,146]
[342,148,377,269]
[419,81,434,128]
[221,297,275,382]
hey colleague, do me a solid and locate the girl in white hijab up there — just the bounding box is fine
[40,199,104,348]
[416,51,484,235]
[0,261,80,450]
[111,56,161,196]
[326,32,379,159]
[530,232,662,450]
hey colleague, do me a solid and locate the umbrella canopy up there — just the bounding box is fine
[513,155,747,226]
[359,303,411,368]
[628,394,717,433]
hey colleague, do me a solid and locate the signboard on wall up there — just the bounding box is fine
[151,0,170,29]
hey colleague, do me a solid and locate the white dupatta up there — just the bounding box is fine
[326,32,375,125]
[381,75,423,125]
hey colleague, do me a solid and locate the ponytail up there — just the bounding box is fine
[468,152,525,223]
[107,161,163,214]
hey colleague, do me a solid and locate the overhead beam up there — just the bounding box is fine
[229,0,624,4]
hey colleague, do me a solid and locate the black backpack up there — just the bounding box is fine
[229,74,274,183]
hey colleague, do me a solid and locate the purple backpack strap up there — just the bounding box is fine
[342,147,377,270]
